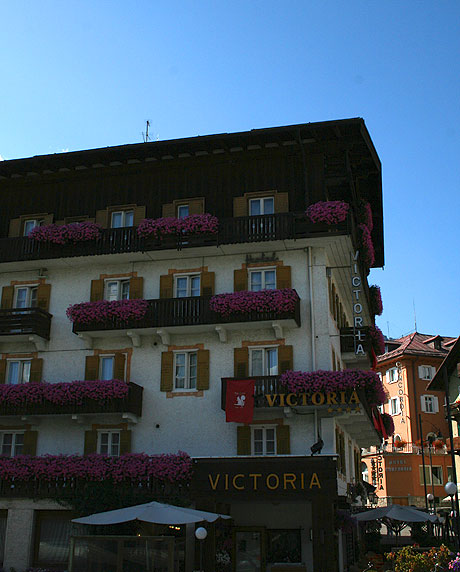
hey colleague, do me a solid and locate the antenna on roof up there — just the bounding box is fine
[142,120,151,143]
[413,298,417,332]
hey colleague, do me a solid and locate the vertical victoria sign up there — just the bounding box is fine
[351,250,366,356]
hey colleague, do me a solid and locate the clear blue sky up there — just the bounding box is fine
[1,1,458,339]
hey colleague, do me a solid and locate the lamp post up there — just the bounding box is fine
[427,493,434,513]
[445,481,458,549]
[195,526,208,572]
[427,434,437,513]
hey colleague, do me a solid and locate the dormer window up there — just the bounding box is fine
[111,210,134,228]
[249,197,274,216]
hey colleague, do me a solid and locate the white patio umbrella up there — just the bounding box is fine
[354,504,438,523]
[72,501,232,526]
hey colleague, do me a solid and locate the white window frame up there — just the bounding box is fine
[420,465,443,486]
[176,204,189,219]
[104,279,130,301]
[99,355,115,381]
[0,432,25,457]
[97,430,121,457]
[6,359,31,385]
[174,351,197,390]
[421,394,439,414]
[252,425,277,456]
[419,365,436,381]
[249,346,278,377]
[174,274,201,298]
[386,367,398,383]
[390,396,401,416]
[249,267,276,292]
[249,197,274,216]
[14,285,38,309]
[111,210,134,228]
[23,219,44,236]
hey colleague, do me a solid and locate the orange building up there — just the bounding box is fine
[362,332,457,506]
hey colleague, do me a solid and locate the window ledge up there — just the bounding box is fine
[166,390,204,399]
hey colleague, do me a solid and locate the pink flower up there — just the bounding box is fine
[67,299,149,324]
[210,288,299,317]
[137,214,219,239]
[28,222,103,244]
[369,324,385,355]
[305,201,350,225]
[358,223,375,268]
[369,285,383,316]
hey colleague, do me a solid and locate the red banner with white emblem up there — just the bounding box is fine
[226,379,255,423]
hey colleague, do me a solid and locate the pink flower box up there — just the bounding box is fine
[28,222,103,244]
[358,223,375,268]
[369,285,383,316]
[209,288,299,317]
[305,201,350,225]
[137,214,219,239]
[369,324,385,355]
[67,299,149,324]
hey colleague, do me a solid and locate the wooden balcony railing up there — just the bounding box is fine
[0,382,143,417]
[221,376,285,410]
[73,295,301,334]
[0,212,352,264]
[0,307,52,340]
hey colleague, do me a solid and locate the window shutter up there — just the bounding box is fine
[200,272,215,296]
[196,349,210,391]
[274,192,289,213]
[276,266,292,289]
[161,351,174,391]
[90,279,104,302]
[234,269,248,292]
[129,277,144,299]
[433,397,439,413]
[420,396,426,412]
[120,429,132,454]
[133,206,146,226]
[234,347,249,378]
[9,218,21,237]
[1,286,14,309]
[233,197,248,217]
[43,214,54,225]
[85,355,100,381]
[418,366,424,378]
[36,284,51,311]
[23,431,38,455]
[237,426,251,455]
[278,345,293,374]
[84,430,98,455]
[160,275,174,299]
[29,358,43,383]
[162,203,175,217]
[0,360,6,384]
[95,209,109,228]
[276,425,291,454]
[188,198,205,215]
[113,353,126,381]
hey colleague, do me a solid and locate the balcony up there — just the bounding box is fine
[0,212,352,265]
[0,381,143,419]
[0,307,52,346]
[72,295,301,344]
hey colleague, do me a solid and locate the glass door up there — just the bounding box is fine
[234,528,265,572]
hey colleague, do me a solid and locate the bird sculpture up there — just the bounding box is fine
[310,436,324,456]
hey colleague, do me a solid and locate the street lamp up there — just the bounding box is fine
[195,526,208,572]
[445,481,458,547]
[427,492,434,513]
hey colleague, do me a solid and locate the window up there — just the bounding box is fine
[390,397,401,416]
[174,274,200,298]
[362,462,369,482]
[111,210,134,228]
[420,466,443,486]
[266,529,301,564]
[421,395,438,413]
[177,204,189,219]
[105,279,130,301]
[252,426,276,455]
[23,219,43,236]
[34,511,73,569]
[378,404,384,414]
[14,286,38,308]
[98,431,120,456]
[249,268,276,291]
[6,360,31,384]
[174,351,197,389]
[0,432,24,456]
[250,347,278,376]
[419,365,436,381]
[249,197,274,216]
[100,356,114,381]
[386,367,398,383]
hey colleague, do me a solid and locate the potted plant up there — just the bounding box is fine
[393,439,406,449]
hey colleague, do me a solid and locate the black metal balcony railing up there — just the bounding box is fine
[0,212,352,264]
[0,307,52,340]
[0,382,143,417]
[340,327,371,353]
[72,295,301,334]
[221,376,285,409]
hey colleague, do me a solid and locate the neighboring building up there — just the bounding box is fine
[0,119,385,572]
[362,332,456,507]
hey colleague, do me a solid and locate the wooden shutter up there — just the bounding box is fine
[276,266,292,289]
[120,429,132,454]
[85,355,100,381]
[43,214,54,225]
[237,426,251,455]
[278,345,293,374]
[29,358,43,383]
[90,279,104,302]
[9,218,21,237]
[234,347,249,378]
[129,277,144,299]
[160,274,174,299]
[233,196,248,217]
[133,206,146,226]
[113,353,126,381]
[0,360,6,384]
[200,272,215,296]
[23,430,38,455]
[196,349,210,391]
[276,425,291,454]
[36,284,51,311]
[162,203,175,217]
[274,192,289,213]
[161,351,174,391]
[95,209,109,228]
[188,198,205,215]
[1,286,14,309]
[84,430,98,455]
[234,269,248,292]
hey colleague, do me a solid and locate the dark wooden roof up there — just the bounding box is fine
[427,336,460,390]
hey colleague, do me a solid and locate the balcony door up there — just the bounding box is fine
[234,527,265,572]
